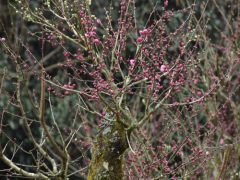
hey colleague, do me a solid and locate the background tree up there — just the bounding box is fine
[0,0,240,179]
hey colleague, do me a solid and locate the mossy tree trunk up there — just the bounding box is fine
[87,115,129,180]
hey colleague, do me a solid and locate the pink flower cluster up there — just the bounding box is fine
[84,29,97,39]
[139,29,148,35]
[137,29,151,43]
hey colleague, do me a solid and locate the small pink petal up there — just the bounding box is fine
[160,65,166,72]
[197,91,202,96]
[150,114,153,120]
[130,59,135,66]
[85,33,90,39]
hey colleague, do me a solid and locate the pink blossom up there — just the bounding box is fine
[85,33,90,39]
[160,65,166,72]
[143,29,148,34]
[51,35,57,40]
[206,151,210,156]
[65,91,70,95]
[1,38,6,42]
[220,139,224,144]
[94,39,100,45]
[97,19,101,24]
[89,31,96,38]
[139,30,144,35]
[137,37,143,43]
[197,91,202,96]
[63,84,68,88]
[150,114,153,120]
[109,90,115,94]
[63,51,70,57]
[130,59,135,66]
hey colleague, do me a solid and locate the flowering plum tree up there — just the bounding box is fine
[0,0,240,179]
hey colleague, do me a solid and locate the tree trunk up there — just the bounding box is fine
[87,112,128,180]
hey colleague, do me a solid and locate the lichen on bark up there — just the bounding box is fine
[87,111,129,180]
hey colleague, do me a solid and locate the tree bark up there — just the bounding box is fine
[87,112,128,180]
